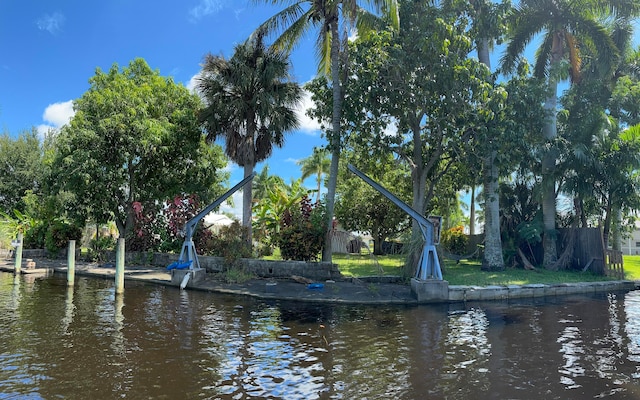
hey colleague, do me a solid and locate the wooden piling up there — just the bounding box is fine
[67,240,76,286]
[115,238,125,294]
[14,233,23,275]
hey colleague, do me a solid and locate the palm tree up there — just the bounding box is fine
[253,0,399,262]
[466,0,508,271]
[500,0,620,268]
[253,165,285,203]
[198,31,302,247]
[297,147,331,203]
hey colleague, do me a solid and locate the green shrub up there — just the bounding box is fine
[24,221,47,249]
[88,235,117,261]
[45,221,83,256]
[204,221,252,264]
[278,196,327,262]
[440,225,468,254]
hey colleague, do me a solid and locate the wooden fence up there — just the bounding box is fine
[605,249,625,279]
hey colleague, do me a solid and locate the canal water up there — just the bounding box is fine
[2,272,640,399]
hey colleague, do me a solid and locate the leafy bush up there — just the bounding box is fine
[204,221,252,264]
[278,196,327,262]
[24,221,47,249]
[159,194,217,255]
[45,221,83,256]
[88,235,117,261]
[127,201,164,252]
[440,225,468,254]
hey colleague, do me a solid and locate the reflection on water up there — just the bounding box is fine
[3,272,640,399]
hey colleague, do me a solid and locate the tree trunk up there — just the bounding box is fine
[373,229,384,256]
[611,206,622,251]
[469,186,476,235]
[476,36,504,271]
[242,163,254,248]
[541,98,558,267]
[542,38,561,269]
[322,20,343,263]
[482,150,504,271]
[405,123,427,277]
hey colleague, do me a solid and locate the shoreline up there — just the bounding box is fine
[1,258,638,304]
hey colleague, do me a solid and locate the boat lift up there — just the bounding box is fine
[167,173,255,288]
[347,164,442,280]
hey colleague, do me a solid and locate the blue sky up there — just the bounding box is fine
[0,0,325,189]
[1,1,639,218]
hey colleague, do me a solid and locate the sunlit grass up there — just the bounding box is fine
[624,255,640,280]
[334,253,630,286]
[332,253,404,277]
[268,249,640,286]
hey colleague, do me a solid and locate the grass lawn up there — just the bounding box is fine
[334,253,640,286]
[264,250,640,286]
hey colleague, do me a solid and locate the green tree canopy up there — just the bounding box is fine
[0,128,47,215]
[49,58,228,240]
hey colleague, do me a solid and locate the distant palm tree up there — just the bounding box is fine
[500,0,621,268]
[253,165,285,203]
[253,0,399,262]
[198,31,302,246]
[297,147,331,203]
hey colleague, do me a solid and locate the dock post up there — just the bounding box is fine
[115,238,125,294]
[67,240,76,286]
[14,233,23,275]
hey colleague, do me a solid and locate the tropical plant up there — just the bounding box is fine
[440,226,468,255]
[278,195,327,261]
[500,0,622,268]
[460,0,510,271]
[297,147,331,203]
[253,0,400,262]
[44,220,82,256]
[253,178,309,252]
[252,165,285,203]
[198,30,302,248]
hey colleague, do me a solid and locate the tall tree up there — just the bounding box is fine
[253,0,399,262]
[307,1,502,276]
[198,32,302,247]
[49,58,227,240]
[297,147,331,203]
[500,0,621,268]
[0,128,47,215]
[464,0,510,270]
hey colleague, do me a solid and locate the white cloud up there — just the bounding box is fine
[36,12,65,34]
[186,72,201,93]
[43,100,74,126]
[296,89,322,135]
[285,157,300,164]
[188,0,229,22]
[37,100,75,138]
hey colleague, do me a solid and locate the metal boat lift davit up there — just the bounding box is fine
[167,173,255,289]
[347,164,442,280]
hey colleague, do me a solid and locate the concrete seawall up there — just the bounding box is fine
[1,257,638,304]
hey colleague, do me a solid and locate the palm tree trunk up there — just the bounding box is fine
[482,150,504,270]
[477,36,504,271]
[243,163,254,248]
[322,20,343,263]
[316,174,322,204]
[542,67,559,268]
[469,186,476,235]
